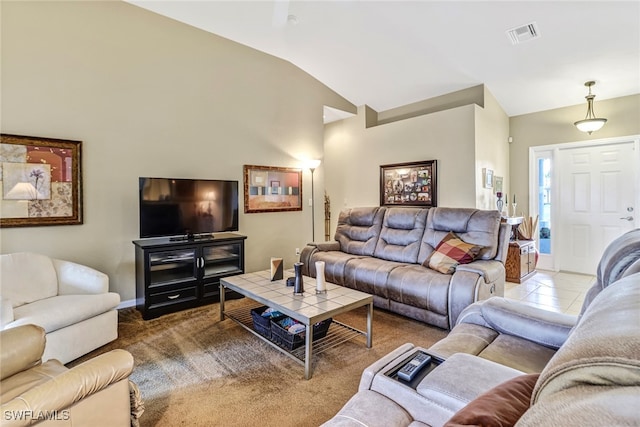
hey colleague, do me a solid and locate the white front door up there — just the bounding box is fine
[557,140,637,275]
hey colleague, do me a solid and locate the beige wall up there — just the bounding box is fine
[0,1,353,302]
[322,85,509,234]
[475,87,510,210]
[509,94,640,216]
[323,104,477,234]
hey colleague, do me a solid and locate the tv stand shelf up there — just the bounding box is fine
[133,232,246,320]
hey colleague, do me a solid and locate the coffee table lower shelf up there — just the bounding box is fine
[224,302,366,363]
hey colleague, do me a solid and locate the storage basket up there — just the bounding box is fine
[250,306,285,339]
[270,317,332,350]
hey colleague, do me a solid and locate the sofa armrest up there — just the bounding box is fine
[455,260,504,285]
[300,241,341,276]
[479,298,576,349]
[314,241,341,251]
[358,343,416,391]
[1,349,134,426]
[0,325,45,380]
[52,259,109,295]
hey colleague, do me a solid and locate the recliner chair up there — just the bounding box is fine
[0,324,136,427]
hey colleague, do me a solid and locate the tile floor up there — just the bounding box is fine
[504,270,596,316]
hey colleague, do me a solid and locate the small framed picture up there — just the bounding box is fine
[483,168,494,189]
[494,176,503,194]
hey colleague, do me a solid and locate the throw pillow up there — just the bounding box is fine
[425,231,483,274]
[444,373,539,427]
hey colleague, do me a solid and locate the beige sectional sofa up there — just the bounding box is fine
[0,252,120,364]
[321,228,640,426]
[300,206,510,329]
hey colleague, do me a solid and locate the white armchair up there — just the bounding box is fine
[0,252,120,364]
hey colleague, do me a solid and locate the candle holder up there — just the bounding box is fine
[511,202,518,218]
[496,192,504,214]
[315,261,327,294]
[293,262,305,295]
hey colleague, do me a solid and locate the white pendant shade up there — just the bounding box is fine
[574,118,607,134]
[574,81,607,134]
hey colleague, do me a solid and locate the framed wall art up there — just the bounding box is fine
[493,176,504,194]
[243,165,302,213]
[0,134,82,227]
[380,160,437,207]
[483,168,494,189]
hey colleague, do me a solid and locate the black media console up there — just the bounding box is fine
[133,232,246,320]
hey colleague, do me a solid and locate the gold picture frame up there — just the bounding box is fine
[243,165,302,213]
[1,134,82,227]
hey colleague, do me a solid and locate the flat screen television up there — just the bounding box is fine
[139,177,239,239]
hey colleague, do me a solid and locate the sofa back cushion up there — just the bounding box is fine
[373,208,428,263]
[0,253,58,308]
[579,228,640,316]
[533,273,640,403]
[418,208,501,264]
[519,273,640,426]
[335,207,386,256]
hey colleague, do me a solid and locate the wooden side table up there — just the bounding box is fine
[501,216,524,241]
[505,240,537,283]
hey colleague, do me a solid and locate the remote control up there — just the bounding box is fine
[397,351,432,382]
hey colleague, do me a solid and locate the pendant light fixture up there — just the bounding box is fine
[574,81,607,134]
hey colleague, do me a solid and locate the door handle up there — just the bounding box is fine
[620,216,634,221]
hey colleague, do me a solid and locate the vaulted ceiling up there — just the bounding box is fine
[127,1,640,118]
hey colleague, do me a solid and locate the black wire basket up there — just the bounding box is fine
[270,317,332,350]
[250,306,285,339]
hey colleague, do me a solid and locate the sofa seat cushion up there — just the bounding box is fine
[386,265,451,316]
[343,257,405,298]
[9,293,120,333]
[428,323,500,360]
[310,251,363,286]
[1,359,67,404]
[426,323,555,374]
[321,389,414,427]
[477,334,557,374]
[444,373,539,427]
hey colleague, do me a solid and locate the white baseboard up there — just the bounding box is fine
[117,299,136,310]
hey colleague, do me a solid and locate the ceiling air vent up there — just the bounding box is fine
[506,22,540,45]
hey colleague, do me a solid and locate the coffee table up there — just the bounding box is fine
[219,269,373,379]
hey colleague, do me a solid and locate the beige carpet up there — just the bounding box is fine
[72,299,448,427]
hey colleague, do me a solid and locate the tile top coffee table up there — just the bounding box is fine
[220,269,373,379]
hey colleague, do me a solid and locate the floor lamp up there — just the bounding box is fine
[307,160,321,241]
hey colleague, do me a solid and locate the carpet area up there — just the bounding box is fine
[72,298,448,426]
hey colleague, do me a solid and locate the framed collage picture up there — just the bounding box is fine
[380,160,437,207]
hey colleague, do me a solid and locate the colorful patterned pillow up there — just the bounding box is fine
[425,231,483,274]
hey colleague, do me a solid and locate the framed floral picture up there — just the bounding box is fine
[380,160,437,207]
[0,134,82,227]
